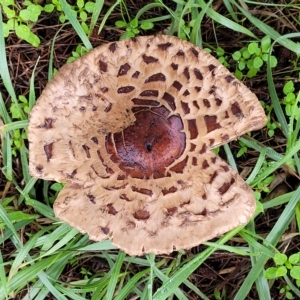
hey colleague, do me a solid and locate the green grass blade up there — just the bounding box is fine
[9,230,46,280]
[232,0,300,54]
[2,131,13,181]
[36,271,69,300]
[246,147,267,185]
[0,251,8,298]
[196,0,257,39]
[267,49,288,137]
[152,265,188,299]
[250,139,300,187]
[25,197,55,220]
[289,92,300,146]
[89,0,105,35]
[0,9,25,120]
[19,142,33,193]
[183,279,210,300]
[146,254,155,300]
[59,0,93,50]
[48,25,66,81]
[239,231,274,258]
[0,203,22,248]
[0,255,62,298]
[136,3,164,20]
[284,274,300,297]
[114,268,150,300]
[0,92,11,124]
[153,227,241,300]
[17,177,37,204]
[239,136,283,161]
[77,241,118,252]
[256,273,272,300]
[223,143,237,171]
[0,120,28,132]
[223,0,239,22]
[190,0,212,47]
[203,241,252,256]
[234,185,300,299]
[97,0,121,36]
[28,57,39,110]
[0,219,32,244]
[106,251,126,300]
[41,227,79,257]
[262,191,294,210]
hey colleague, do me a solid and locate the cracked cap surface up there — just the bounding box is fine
[28,35,267,255]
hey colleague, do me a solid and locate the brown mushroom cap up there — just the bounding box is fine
[28,35,267,255]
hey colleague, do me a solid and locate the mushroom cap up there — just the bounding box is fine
[28,35,267,255]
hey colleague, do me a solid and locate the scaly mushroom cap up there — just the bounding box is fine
[28,35,267,255]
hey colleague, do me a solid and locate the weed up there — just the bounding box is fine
[1,0,95,45]
[261,101,280,137]
[51,0,95,34]
[1,0,43,46]
[205,46,230,68]
[232,35,278,79]
[265,252,300,299]
[67,44,88,63]
[282,80,300,119]
[115,17,154,40]
[9,95,29,155]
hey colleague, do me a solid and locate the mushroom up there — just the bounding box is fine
[28,35,267,255]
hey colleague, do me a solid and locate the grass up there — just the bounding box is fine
[1,0,300,299]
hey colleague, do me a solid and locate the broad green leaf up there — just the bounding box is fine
[276,266,287,277]
[3,6,15,18]
[264,267,278,279]
[242,49,251,59]
[19,95,28,103]
[27,32,40,47]
[248,42,258,55]
[140,22,154,30]
[253,56,263,69]
[290,266,300,280]
[247,68,257,78]
[115,20,127,28]
[19,9,32,21]
[44,4,54,12]
[261,35,271,53]
[274,253,288,265]
[289,253,300,264]
[77,0,84,9]
[1,0,14,5]
[50,182,64,192]
[247,59,254,69]
[234,68,243,80]
[216,46,224,56]
[85,2,95,13]
[270,56,277,67]
[130,18,139,28]
[232,51,241,60]
[262,53,268,61]
[255,47,261,56]
[285,93,296,103]
[80,10,87,22]
[283,81,295,95]
[15,24,31,40]
[238,61,245,70]
[27,4,43,21]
